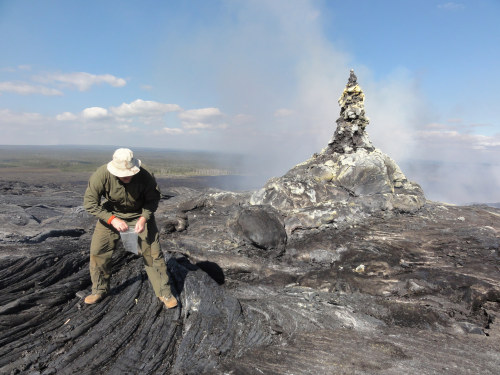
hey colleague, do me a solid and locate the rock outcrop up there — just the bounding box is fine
[251,70,425,236]
[327,69,374,154]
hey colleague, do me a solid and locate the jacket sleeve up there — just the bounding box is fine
[83,168,115,223]
[140,170,161,221]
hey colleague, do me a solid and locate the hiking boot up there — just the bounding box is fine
[84,293,106,305]
[159,296,178,309]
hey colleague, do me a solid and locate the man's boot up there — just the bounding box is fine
[84,293,106,304]
[159,296,178,309]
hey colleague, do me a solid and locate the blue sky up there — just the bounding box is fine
[1,0,499,203]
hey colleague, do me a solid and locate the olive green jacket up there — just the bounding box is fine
[83,164,161,223]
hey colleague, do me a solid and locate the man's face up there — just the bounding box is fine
[118,175,134,184]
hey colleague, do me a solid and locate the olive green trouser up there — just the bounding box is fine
[89,217,173,298]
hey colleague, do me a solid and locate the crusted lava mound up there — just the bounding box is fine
[1,72,499,374]
[251,69,425,237]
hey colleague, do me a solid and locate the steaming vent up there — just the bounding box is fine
[326,69,374,154]
[251,69,426,236]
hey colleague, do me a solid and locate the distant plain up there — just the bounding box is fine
[0,145,259,192]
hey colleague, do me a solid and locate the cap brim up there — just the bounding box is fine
[107,160,141,177]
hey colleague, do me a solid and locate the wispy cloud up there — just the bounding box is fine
[178,108,225,130]
[55,112,78,121]
[437,2,465,11]
[274,108,294,118]
[0,108,46,124]
[0,109,66,145]
[1,65,32,73]
[0,81,63,96]
[178,108,222,121]
[111,99,181,117]
[1,69,127,95]
[155,127,184,135]
[82,107,109,120]
[420,119,494,136]
[35,72,127,91]
[116,124,139,133]
[417,129,498,150]
[416,122,500,153]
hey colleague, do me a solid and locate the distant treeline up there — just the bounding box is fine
[0,145,244,176]
[153,168,233,177]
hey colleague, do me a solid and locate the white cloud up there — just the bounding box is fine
[477,137,500,149]
[0,109,67,145]
[178,107,222,121]
[116,124,139,133]
[382,118,500,203]
[178,107,225,130]
[56,112,78,121]
[274,108,294,118]
[438,2,465,11]
[182,122,213,130]
[37,72,127,91]
[82,107,109,120]
[1,65,31,73]
[416,126,500,154]
[0,108,45,124]
[0,102,222,147]
[155,127,184,135]
[0,69,126,96]
[0,81,63,96]
[59,99,183,125]
[233,114,254,124]
[52,100,225,137]
[111,99,181,117]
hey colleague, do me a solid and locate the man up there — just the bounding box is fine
[83,148,177,309]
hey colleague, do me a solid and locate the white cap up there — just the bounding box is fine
[107,148,141,177]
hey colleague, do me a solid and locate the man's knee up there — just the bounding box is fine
[142,241,163,264]
[90,220,119,255]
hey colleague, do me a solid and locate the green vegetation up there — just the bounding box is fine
[0,145,245,177]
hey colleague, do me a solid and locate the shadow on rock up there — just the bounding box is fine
[196,260,225,285]
[166,255,270,374]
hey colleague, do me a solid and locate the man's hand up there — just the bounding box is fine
[135,217,147,233]
[110,217,129,232]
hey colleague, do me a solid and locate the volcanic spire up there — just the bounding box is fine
[326,69,374,154]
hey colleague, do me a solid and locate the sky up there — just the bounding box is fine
[0,0,499,204]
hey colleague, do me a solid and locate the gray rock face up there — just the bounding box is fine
[0,182,92,243]
[251,71,425,236]
[232,205,287,251]
[327,69,374,154]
